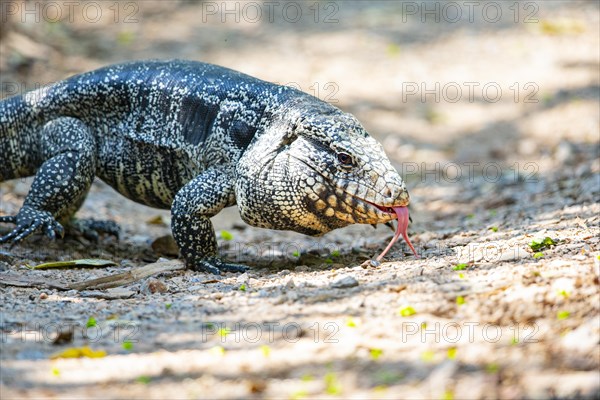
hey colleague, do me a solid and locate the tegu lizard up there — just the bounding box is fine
[0,60,417,274]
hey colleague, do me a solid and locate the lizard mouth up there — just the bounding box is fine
[363,200,419,261]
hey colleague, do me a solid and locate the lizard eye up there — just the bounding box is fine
[337,152,353,167]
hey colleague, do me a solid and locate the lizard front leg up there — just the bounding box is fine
[0,117,96,243]
[171,166,247,274]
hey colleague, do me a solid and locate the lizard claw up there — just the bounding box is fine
[191,257,249,275]
[0,206,64,244]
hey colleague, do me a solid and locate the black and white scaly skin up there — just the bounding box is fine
[0,60,410,274]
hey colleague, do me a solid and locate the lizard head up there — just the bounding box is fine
[235,96,410,236]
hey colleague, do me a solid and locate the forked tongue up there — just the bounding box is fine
[375,206,419,261]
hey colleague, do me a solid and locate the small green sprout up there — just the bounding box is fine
[557,310,570,320]
[345,317,358,328]
[51,367,60,376]
[529,237,557,252]
[291,390,309,400]
[489,226,498,232]
[511,337,519,345]
[324,372,342,395]
[122,340,134,351]
[458,273,466,279]
[218,327,230,338]
[485,363,499,373]
[292,251,300,257]
[239,284,247,291]
[260,345,271,357]
[447,347,457,360]
[331,250,340,257]
[453,263,468,271]
[421,350,435,362]
[533,252,544,259]
[165,303,172,310]
[369,348,383,360]
[466,213,475,219]
[86,317,97,328]
[324,258,334,264]
[136,375,151,384]
[399,306,416,317]
[220,230,234,241]
[456,296,466,305]
[557,290,570,298]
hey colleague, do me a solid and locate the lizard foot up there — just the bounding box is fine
[191,257,249,275]
[68,219,121,241]
[0,206,64,244]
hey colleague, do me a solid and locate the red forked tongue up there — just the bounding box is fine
[375,206,419,261]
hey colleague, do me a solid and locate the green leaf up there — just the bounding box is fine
[456,296,466,305]
[557,290,570,298]
[218,327,230,338]
[345,317,358,328]
[421,350,435,362]
[453,263,468,271]
[136,375,151,384]
[291,390,308,400]
[324,372,342,395]
[292,251,300,257]
[165,303,172,310]
[386,43,400,57]
[398,306,416,317]
[369,348,383,360]
[260,345,271,357]
[529,237,557,252]
[331,250,340,257]
[485,363,499,373]
[122,340,134,351]
[489,226,499,232]
[458,273,466,279]
[443,389,454,400]
[220,230,234,241]
[86,317,97,328]
[533,252,544,259]
[239,284,247,291]
[324,258,334,264]
[447,347,457,360]
[300,374,314,382]
[117,30,135,45]
[557,310,570,320]
[31,259,117,270]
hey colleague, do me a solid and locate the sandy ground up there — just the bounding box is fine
[1,1,599,398]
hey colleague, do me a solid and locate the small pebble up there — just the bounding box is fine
[39,292,48,300]
[331,276,359,289]
[141,278,168,294]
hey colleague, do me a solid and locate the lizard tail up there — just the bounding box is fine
[0,93,44,181]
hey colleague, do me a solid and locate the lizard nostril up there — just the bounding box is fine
[384,187,392,198]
